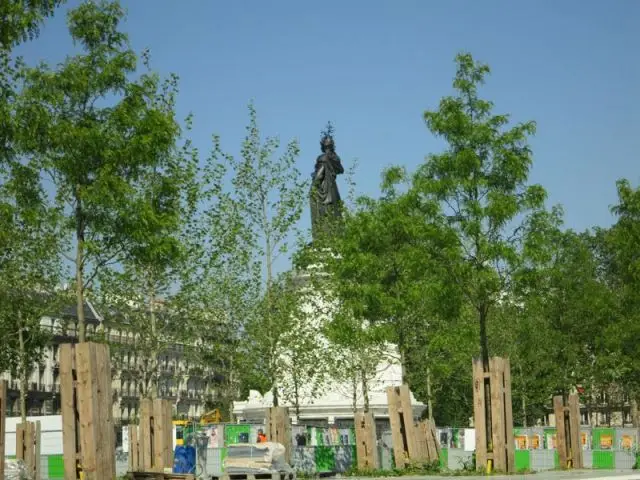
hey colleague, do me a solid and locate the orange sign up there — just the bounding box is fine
[581,432,589,449]
[600,434,613,450]
[515,435,528,450]
[531,435,540,450]
[621,435,633,450]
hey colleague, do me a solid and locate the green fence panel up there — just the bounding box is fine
[48,455,65,478]
[315,446,336,472]
[439,448,448,469]
[593,450,615,469]
[224,424,250,445]
[515,450,531,471]
[315,428,324,446]
[592,428,615,469]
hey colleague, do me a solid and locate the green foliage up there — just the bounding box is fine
[410,52,552,366]
[15,0,183,341]
[0,0,65,49]
[186,103,310,413]
[0,128,66,418]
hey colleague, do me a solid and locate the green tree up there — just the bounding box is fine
[15,0,182,342]
[1,0,65,48]
[413,52,551,369]
[602,179,640,424]
[301,171,464,418]
[96,86,199,402]
[203,103,308,406]
[0,154,64,422]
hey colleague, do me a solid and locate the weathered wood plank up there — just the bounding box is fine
[266,407,291,465]
[35,420,42,480]
[153,399,166,471]
[129,425,139,472]
[472,358,487,471]
[387,387,407,468]
[568,393,583,468]
[16,422,26,462]
[140,398,153,471]
[489,358,505,472]
[553,395,568,468]
[0,380,6,480]
[59,343,77,480]
[164,400,174,468]
[95,343,116,478]
[502,358,515,474]
[355,410,378,470]
[398,384,419,460]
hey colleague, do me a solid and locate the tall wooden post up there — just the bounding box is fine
[553,394,583,469]
[266,406,292,464]
[60,342,116,480]
[355,410,378,470]
[16,420,40,479]
[0,380,6,480]
[472,357,514,473]
[386,385,419,468]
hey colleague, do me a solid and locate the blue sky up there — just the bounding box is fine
[18,0,640,271]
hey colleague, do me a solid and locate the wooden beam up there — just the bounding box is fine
[0,380,6,480]
[164,400,174,469]
[553,395,568,468]
[266,407,291,465]
[35,420,42,480]
[76,343,99,479]
[568,393,583,469]
[94,343,116,479]
[489,357,506,473]
[354,410,378,470]
[397,385,419,460]
[386,386,407,469]
[472,358,487,471]
[60,343,78,480]
[129,425,139,472]
[503,358,515,474]
[140,398,153,471]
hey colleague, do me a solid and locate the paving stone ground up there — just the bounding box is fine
[345,471,640,480]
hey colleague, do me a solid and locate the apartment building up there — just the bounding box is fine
[0,299,214,425]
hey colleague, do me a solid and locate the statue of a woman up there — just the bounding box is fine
[310,133,344,241]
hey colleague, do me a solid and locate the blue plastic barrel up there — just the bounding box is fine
[173,445,197,473]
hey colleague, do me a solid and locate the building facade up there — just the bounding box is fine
[0,300,214,425]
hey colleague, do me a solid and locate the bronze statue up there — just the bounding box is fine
[310,125,344,241]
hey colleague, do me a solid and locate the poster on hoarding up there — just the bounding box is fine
[600,434,613,450]
[581,432,590,450]
[515,435,528,450]
[531,435,540,450]
[620,434,634,450]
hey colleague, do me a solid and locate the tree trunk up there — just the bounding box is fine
[479,304,489,370]
[519,365,527,427]
[426,366,433,419]
[631,397,639,428]
[75,187,87,343]
[18,320,28,423]
[399,348,407,384]
[272,385,279,407]
[149,284,158,399]
[361,369,370,413]
[351,372,358,413]
[293,374,301,419]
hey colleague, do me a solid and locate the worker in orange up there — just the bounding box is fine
[257,429,267,443]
